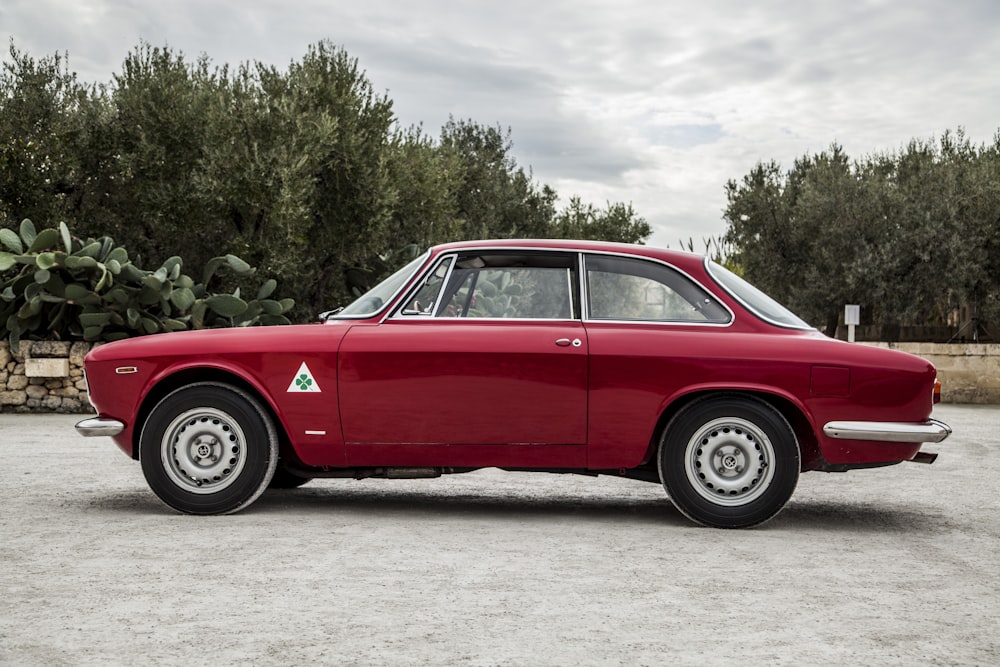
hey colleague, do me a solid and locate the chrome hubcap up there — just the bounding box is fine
[684,417,775,506]
[161,408,247,494]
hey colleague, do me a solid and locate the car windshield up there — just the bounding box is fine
[333,251,430,318]
[706,260,813,330]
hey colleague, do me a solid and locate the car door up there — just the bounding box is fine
[338,250,588,467]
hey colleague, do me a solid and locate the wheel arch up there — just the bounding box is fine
[647,389,822,471]
[132,367,292,461]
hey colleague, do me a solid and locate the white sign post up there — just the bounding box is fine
[845,304,860,343]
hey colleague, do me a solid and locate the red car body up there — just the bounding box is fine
[78,240,949,527]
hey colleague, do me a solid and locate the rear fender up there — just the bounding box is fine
[647,386,822,472]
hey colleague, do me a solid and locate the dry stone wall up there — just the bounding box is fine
[0,341,94,414]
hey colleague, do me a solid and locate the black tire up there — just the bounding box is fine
[658,395,799,528]
[268,465,313,489]
[139,382,278,515]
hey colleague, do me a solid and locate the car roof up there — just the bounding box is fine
[428,239,704,265]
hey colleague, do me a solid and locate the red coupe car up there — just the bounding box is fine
[77,239,950,527]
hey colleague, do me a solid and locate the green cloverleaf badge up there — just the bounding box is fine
[287,362,321,393]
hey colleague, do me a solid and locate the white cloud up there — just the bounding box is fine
[3,0,998,247]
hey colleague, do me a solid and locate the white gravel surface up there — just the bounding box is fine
[0,404,997,666]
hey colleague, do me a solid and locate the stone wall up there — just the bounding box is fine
[862,342,1000,404]
[0,341,94,414]
[1,340,997,413]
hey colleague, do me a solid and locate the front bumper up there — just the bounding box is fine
[822,419,951,443]
[75,417,126,437]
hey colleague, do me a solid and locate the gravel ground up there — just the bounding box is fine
[0,404,997,666]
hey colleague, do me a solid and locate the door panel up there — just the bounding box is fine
[338,321,588,450]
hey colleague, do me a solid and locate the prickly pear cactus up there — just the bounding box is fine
[466,270,524,318]
[0,219,294,352]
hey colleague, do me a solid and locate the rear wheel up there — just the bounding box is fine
[139,382,278,514]
[658,395,799,528]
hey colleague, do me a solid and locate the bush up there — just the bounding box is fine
[1,219,294,352]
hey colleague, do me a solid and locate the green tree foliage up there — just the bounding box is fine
[212,43,398,318]
[0,46,97,227]
[551,196,651,244]
[1,40,651,324]
[438,118,558,240]
[724,130,1000,337]
[385,126,464,250]
[99,44,219,266]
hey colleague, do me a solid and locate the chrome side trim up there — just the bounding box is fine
[75,417,126,437]
[822,419,951,444]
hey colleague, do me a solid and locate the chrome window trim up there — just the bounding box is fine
[389,249,582,322]
[581,317,734,328]
[565,266,576,320]
[369,244,735,328]
[581,251,735,328]
[387,254,458,321]
[704,258,814,331]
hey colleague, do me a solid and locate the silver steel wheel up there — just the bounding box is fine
[684,416,776,507]
[160,407,247,494]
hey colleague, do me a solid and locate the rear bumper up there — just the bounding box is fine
[822,419,951,444]
[75,417,125,437]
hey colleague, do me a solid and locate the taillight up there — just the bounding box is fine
[933,379,942,404]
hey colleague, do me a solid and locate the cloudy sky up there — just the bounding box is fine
[3,0,999,247]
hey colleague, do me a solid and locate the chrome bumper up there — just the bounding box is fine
[822,419,951,444]
[75,417,125,437]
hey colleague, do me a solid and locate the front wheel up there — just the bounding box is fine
[139,382,278,514]
[658,395,799,528]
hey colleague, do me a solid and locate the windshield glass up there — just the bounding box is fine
[333,251,430,318]
[706,260,813,330]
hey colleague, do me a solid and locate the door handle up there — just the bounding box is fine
[555,338,583,347]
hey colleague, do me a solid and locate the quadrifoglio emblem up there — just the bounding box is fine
[287,362,321,393]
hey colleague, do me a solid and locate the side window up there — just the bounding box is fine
[460,267,572,319]
[400,252,578,319]
[400,256,453,315]
[586,255,730,323]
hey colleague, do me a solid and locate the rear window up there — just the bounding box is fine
[586,254,730,323]
[706,260,813,330]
